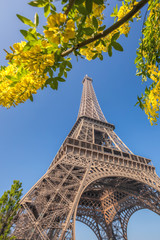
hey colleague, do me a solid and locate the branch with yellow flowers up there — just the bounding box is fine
[62,0,149,57]
[0,0,160,126]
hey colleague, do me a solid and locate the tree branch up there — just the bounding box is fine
[64,0,76,15]
[62,0,149,57]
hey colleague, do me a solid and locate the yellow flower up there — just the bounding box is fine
[92,3,105,17]
[0,63,48,108]
[66,19,75,28]
[47,13,66,28]
[58,13,66,24]
[44,13,67,45]
[62,19,75,43]
[41,40,52,48]
[13,42,26,53]
[44,30,54,38]
[50,34,60,44]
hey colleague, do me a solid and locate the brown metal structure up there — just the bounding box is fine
[13,75,160,240]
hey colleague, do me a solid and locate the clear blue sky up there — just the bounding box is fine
[0,1,160,239]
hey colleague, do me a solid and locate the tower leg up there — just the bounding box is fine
[13,156,92,240]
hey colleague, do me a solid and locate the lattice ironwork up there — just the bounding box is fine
[78,75,107,123]
[13,76,160,240]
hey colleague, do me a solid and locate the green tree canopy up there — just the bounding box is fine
[0,180,22,240]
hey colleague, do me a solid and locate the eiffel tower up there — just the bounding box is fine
[13,75,160,240]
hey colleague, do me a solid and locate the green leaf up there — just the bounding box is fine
[58,71,63,78]
[136,96,144,109]
[5,75,12,80]
[85,0,93,14]
[29,27,36,34]
[98,25,106,31]
[75,0,85,4]
[44,4,50,17]
[50,3,56,11]
[34,13,39,27]
[45,77,53,85]
[6,75,17,82]
[93,0,103,4]
[23,42,31,51]
[20,30,37,41]
[112,42,123,51]
[111,32,120,42]
[92,53,98,60]
[64,71,67,78]
[99,54,103,60]
[54,77,66,82]
[36,32,44,38]
[94,40,100,47]
[50,80,58,90]
[28,0,48,7]
[20,30,28,38]
[16,14,35,27]
[66,61,72,68]
[108,44,112,57]
[110,4,118,18]
[62,0,68,4]
[29,94,33,102]
[101,39,106,47]
[83,27,94,35]
[92,16,98,29]
[49,68,53,78]
[77,5,88,15]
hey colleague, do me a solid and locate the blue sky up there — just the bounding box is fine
[0,0,160,239]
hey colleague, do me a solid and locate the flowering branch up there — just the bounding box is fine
[1,0,160,125]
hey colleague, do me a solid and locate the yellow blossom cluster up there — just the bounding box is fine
[148,64,160,82]
[143,64,160,125]
[80,3,106,60]
[44,13,75,45]
[62,19,75,43]
[0,64,47,108]
[117,4,131,35]
[117,1,140,35]
[0,0,156,114]
[136,1,160,124]
[80,1,139,60]
[0,11,76,108]
[79,43,96,60]
[0,41,58,107]
[148,2,160,19]
[147,2,160,52]
[7,41,55,73]
[117,1,139,35]
[82,3,105,29]
[80,32,114,60]
[144,83,160,125]
[92,2,106,17]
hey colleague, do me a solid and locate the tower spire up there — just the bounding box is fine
[77,75,107,122]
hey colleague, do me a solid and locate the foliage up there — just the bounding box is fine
[135,0,160,125]
[0,181,22,240]
[0,0,159,125]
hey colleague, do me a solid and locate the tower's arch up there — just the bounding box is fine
[72,174,160,240]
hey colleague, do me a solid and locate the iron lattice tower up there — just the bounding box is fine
[13,76,160,240]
